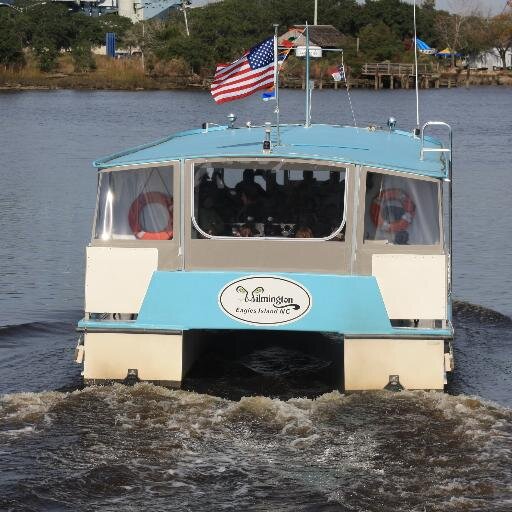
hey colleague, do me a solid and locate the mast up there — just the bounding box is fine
[305,22,311,127]
[273,24,281,145]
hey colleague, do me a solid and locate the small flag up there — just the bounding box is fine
[211,38,276,104]
[261,87,276,101]
[329,64,345,82]
[280,39,295,50]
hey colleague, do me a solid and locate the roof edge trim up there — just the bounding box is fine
[93,125,229,168]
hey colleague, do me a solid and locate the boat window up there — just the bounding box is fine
[192,161,346,239]
[364,172,439,245]
[94,167,174,241]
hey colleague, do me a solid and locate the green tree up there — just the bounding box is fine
[0,10,25,68]
[32,40,59,71]
[488,13,512,69]
[358,21,403,61]
[434,0,482,68]
[69,13,102,72]
[358,0,414,39]
[23,3,74,71]
[98,13,133,43]
[71,41,96,72]
[459,15,492,64]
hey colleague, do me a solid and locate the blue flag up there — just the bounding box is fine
[261,88,276,101]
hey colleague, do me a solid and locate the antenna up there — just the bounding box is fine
[413,0,420,129]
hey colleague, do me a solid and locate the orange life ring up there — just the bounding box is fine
[128,191,173,240]
[370,188,416,233]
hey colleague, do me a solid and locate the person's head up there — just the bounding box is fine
[243,169,255,183]
[303,170,314,183]
[329,171,339,185]
[295,226,313,238]
[239,224,254,237]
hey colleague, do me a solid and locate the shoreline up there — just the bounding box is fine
[1,71,511,92]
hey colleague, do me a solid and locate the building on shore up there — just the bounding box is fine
[43,0,217,21]
[278,25,345,56]
[467,49,512,70]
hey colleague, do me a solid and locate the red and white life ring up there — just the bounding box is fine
[370,188,416,233]
[128,191,173,240]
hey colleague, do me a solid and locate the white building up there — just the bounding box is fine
[118,0,218,23]
[468,48,512,70]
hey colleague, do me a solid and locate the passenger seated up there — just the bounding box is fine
[198,193,225,236]
[316,202,342,238]
[236,223,259,237]
[302,170,317,186]
[295,226,313,238]
[235,169,266,199]
[320,173,345,212]
[262,186,287,224]
[236,187,263,222]
[292,171,319,218]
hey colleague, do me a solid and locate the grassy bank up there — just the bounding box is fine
[2,54,511,91]
[0,55,204,91]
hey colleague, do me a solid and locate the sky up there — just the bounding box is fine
[415,0,505,15]
[194,0,507,15]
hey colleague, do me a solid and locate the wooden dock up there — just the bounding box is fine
[360,63,445,89]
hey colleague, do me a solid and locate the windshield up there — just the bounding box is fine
[193,161,346,240]
[94,166,174,241]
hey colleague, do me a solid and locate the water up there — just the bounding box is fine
[0,88,511,511]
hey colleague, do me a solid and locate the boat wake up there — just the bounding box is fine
[453,300,512,326]
[0,320,74,346]
[0,303,511,510]
[0,384,511,511]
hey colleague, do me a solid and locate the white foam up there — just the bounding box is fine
[0,390,64,425]
[0,425,37,438]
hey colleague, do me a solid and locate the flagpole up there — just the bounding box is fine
[273,23,281,146]
[413,0,420,129]
[305,22,310,127]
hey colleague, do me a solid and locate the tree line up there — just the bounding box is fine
[1,0,511,75]
[0,3,131,71]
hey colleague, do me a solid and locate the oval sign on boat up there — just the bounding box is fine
[218,276,312,326]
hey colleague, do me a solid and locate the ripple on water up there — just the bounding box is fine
[0,384,511,511]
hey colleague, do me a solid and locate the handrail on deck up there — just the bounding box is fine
[420,120,453,324]
[420,121,452,163]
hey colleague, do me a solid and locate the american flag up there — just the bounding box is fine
[211,37,276,104]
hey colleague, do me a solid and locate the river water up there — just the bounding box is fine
[0,88,511,511]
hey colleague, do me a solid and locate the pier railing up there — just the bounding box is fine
[361,63,436,75]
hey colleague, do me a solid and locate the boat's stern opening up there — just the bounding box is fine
[181,329,344,400]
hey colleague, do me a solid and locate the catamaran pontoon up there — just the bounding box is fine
[74,116,454,391]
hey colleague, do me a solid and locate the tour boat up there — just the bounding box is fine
[74,116,454,391]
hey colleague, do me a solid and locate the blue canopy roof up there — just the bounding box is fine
[94,124,447,178]
[414,37,436,54]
